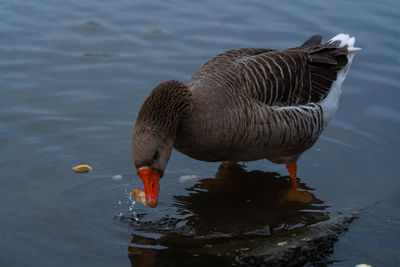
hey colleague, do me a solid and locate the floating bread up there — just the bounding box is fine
[131,189,147,205]
[72,164,92,173]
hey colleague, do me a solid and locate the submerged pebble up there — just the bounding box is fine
[112,174,123,181]
[178,174,200,183]
[72,164,92,173]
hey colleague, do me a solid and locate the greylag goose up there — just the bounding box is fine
[131,33,359,207]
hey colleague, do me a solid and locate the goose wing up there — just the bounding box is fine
[234,39,349,106]
[190,35,349,107]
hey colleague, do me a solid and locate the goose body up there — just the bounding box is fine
[131,34,359,207]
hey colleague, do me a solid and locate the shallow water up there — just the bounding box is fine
[1,0,399,266]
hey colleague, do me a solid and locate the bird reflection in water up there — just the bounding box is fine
[128,163,329,267]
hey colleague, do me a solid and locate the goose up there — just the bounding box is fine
[131,33,359,207]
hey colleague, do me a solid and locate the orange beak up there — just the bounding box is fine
[137,167,161,208]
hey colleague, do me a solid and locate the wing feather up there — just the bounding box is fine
[189,35,350,107]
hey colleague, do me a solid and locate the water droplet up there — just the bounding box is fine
[133,211,139,221]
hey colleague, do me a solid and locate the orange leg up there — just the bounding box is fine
[281,161,312,203]
[285,162,297,179]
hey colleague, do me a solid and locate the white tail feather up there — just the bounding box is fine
[320,33,359,127]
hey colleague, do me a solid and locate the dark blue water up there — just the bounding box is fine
[1,0,399,266]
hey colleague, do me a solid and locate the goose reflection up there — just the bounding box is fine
[128,164,329,267]
[172,164,328,237]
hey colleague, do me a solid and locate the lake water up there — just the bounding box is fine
[1,0,399,266]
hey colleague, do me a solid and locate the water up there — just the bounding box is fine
[1,0,399,266]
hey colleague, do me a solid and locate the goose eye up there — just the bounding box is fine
[153,151,159,161]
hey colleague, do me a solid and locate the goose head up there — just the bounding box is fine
[131,80,190,208]
[131,127,173,207]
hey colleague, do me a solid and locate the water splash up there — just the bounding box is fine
[128,193,139,221]
[114,186,140,221]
